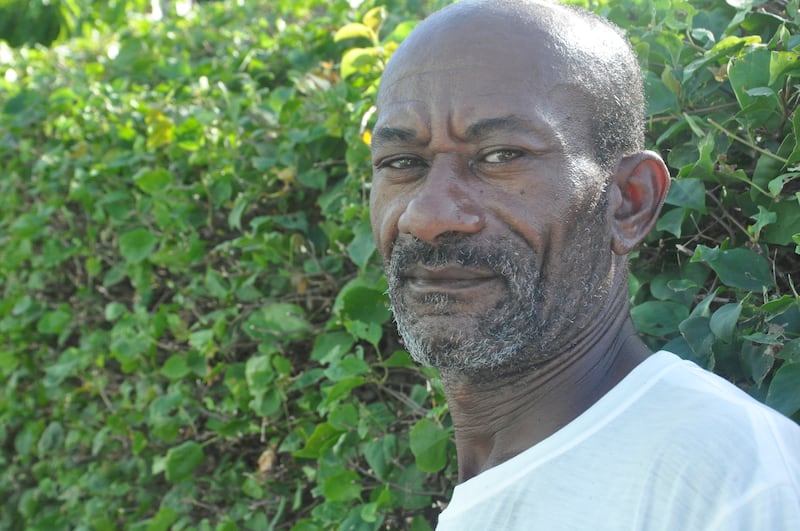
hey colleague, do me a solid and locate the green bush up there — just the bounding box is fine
[0,0,798,529]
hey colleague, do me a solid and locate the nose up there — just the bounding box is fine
[396,156,484,242]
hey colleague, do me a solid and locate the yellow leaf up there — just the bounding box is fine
[257,446,277,476]
[146,110,174,149]
[363,6,387,32]
[384,41,399,58]
[333,22,375,43]
[276,167,295,184]
[361,129,372,146]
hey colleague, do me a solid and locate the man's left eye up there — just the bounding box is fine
[482,149,522,163]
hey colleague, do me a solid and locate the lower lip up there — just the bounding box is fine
[404,277,498,294]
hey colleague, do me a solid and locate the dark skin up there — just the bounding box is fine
[370,3,671,482]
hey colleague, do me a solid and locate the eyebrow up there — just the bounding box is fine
[462,115,546,142]
[371,114,549,149]
[370,126,420,148]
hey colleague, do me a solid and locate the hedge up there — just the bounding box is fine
[1,0,798,529]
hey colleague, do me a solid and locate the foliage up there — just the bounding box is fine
[599,0,800,416]
[0,0,798,529]
[0,0,62,47]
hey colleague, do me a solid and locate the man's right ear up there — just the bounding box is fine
[609,151,670,255]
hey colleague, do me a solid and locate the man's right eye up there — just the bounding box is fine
[380,156,424,170]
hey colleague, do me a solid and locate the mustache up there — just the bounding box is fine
[387,236,530,279]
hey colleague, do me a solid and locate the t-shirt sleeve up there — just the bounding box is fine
[708,482,800,531]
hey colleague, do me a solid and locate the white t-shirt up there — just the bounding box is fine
[437,351,800,531]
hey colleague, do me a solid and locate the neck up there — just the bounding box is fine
[441,274,650,482]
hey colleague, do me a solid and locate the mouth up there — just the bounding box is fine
[400,265,499,294]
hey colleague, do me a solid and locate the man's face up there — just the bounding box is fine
[369,15,617,379]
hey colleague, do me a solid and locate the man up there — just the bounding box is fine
[368,0,800,529]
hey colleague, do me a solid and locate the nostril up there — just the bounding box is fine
[398,196,484,242]
[433,230,465,242]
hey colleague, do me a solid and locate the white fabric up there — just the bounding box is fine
[437,351,800,531]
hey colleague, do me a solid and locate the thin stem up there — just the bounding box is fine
[705,189,751,241]
[707,118,789,164]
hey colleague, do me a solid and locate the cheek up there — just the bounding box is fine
[369,190,405,260]
[485,191,558,248]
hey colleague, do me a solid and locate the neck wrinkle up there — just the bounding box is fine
[442,264,647,482]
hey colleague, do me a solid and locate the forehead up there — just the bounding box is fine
[374,59,593,151]
[374,8,596,143]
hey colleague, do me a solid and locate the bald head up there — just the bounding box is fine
[378,0,645,170]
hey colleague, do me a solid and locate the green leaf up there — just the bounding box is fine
[740,341,774,387]
[728,48,781,127]
[36,308,72,335]
[104,302,127,321]
[340,285,391,325]
[765,362,800,416]
[345,319,382,347]
[692,245,774,291]
[762,199,800,245]
[761,295,796,315]
[311,332,355,363]
[363,435,397,479]
[204,268,230,299]
[134,167,174,195]
[249,387,281,416]
[767,174,790,198]
[245,354,275,389]
[228,194,248,231]
[15,420,45,458]
[347,219,377,271]
[341,47,379,79]
[164,440,204,483]
[322,470,361,502]
[243,303,309,340]
[679,316,714,367]
[0,349,19,374]
[409,418,450,473]
[768,51,800,86]
[37,421,64,454]
[777,339,800,362]
[748,205,776,238]
[146,507,178,531]
[630,301,689,336]
[745,86,774,97]
[321,376,366,407]
[709,302,742,342]
[175,117,205,151]
[656,207,686,238]
[328,403,358,431]
[119,228,158,264]
[44,348,88,387]
[644,70,679,116]
[293,423,340,459]
[380,350,415,368]
[324,354,370,382]
[160,354,190,380]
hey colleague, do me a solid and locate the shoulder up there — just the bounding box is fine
[633,351,800,485]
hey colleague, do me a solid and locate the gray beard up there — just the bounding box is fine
[386,236,558,380]
[385,195,615,381]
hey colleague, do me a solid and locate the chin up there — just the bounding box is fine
[398,317,559,380]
